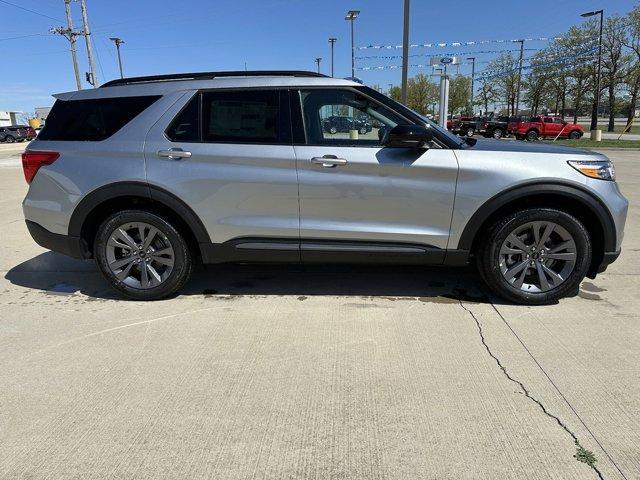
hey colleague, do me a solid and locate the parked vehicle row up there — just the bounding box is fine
[22,70,626,305]
[323,115,373,135]
[447,114,584,141]
[0,125,37,143]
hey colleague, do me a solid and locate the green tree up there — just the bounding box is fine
[448,76,471,115]
[406,74,439,115]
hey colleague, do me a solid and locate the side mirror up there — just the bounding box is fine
[384,124,433,148]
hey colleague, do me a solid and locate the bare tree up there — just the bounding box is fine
[623,5,640,126]
[602,15,629,131]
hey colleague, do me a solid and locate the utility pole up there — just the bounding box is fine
[581,9,604,132]
[514,39,525,117]
[315,57,322,74]
[328,37,337,77]
[79,0,98,86]
[51,0,82,90]
[467,57,475,115]
[109,37,125,78]
[345,10,360,78]
[401,0,410,104]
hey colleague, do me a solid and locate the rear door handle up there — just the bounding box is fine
[158,148,192,160]
[310,155,348,168]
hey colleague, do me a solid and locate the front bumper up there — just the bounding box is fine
[26,220,88,259]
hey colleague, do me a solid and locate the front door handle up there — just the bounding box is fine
[158,148,192,160]
[311,155,348,168]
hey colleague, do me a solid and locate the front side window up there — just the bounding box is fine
[38,96,160,141]
[202,90,281,144]
[300,89,407,146]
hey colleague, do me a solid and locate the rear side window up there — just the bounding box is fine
[202,90,281,144]
[38,95,160,141]
[166,94,200,142]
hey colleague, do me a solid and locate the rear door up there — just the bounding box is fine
[144,89,300,253]
[292,88,458,260]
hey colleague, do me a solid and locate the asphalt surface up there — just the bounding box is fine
[0,145,638,479]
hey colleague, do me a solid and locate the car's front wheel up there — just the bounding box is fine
[526,130,539,141]
[466,127,475,137]
[492,128,503,139]
[477,208,591,305]
[569,130,581,140]
[94,210,193,300]
[5,135,15,143]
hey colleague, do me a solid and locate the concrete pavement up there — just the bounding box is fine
[0,149,638,479]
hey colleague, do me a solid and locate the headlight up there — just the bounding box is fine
[568,160,615,181]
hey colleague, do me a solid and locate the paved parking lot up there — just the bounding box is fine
[0,145,638,479]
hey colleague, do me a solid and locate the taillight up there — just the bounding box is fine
[21,151,59,184]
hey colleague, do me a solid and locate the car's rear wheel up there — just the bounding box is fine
[492,128,503,139]
[95,210,192,300]
[5,135,15,143]
[359,127,367,134]
[466,127,475,137]
[477,208,591,305]
[330,126,337,134]
[526,130,538,142]
[569,130,581,140]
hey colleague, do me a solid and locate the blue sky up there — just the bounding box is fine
[0,0,635,114]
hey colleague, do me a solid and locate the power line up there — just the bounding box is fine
[0,0,62,22]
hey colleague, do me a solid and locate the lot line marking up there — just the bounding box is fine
[489,301,629,480]
[23,305,224,360]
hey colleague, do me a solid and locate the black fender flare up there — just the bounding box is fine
[456,181,617,252]
[68,181,211,244]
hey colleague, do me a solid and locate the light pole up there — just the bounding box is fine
[581,9,604,132]
[315,57,322,74]
[467,57,475,115]
[401,0,410,104]
[328,37,337,77]
[345,10,360,78]
[514,39,525,117]
[109,37,125,78]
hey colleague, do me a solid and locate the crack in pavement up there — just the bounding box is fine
[458,299,606,480]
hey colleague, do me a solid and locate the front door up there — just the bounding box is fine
[293,88,458,260]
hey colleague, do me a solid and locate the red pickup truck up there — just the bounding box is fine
[513,116,584,141]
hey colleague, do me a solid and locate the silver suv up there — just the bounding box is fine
[22,71,628,304]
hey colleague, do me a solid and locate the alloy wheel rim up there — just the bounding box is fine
[105,222,175,289]
[499,221,577,293]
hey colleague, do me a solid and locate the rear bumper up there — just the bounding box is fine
[25,220,88,259]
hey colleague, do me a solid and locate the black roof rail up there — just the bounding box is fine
[101,70,328,88]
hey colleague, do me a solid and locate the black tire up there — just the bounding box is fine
[477,208,592,305]
[569,130,581,140]
[466,127,475,137]
[94,210,193,300]
[329,126,337,134]
[492,128,503,139]
[526,129,539,142]
[5,135,15,143]
[359,127,367,134]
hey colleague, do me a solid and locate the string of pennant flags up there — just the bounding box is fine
[357,46,599,79]
[356,48,539,61]
[357,36,564,50]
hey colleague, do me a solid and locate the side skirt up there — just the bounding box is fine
[200,238,469,266]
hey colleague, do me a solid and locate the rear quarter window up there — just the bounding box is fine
[38,95,160,141]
